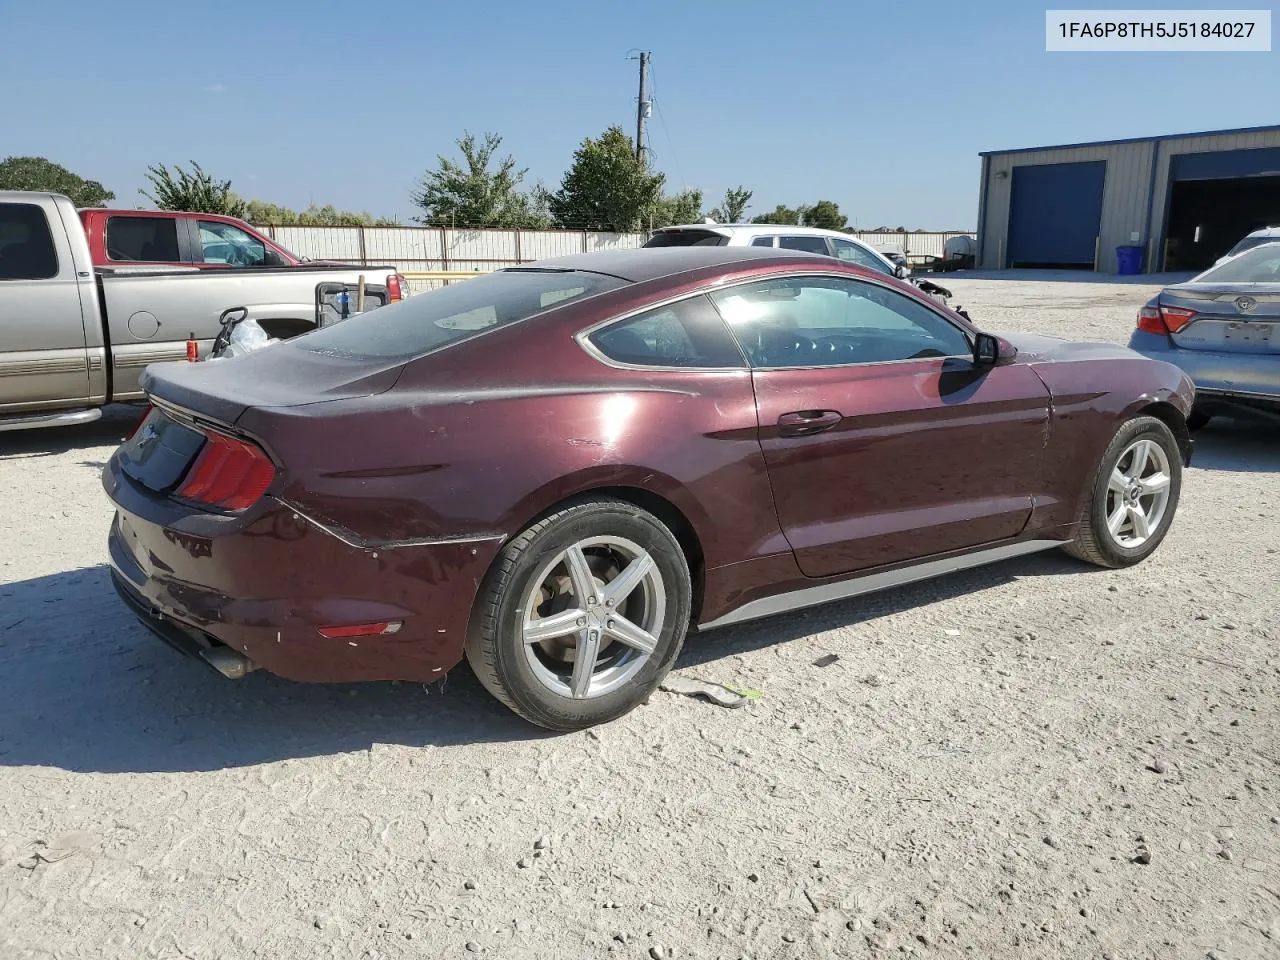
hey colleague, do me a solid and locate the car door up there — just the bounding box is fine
[0,200,92,410]
[708,273,1050,578]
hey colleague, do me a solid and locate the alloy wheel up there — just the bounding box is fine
[1104,438,1173,548]
[521,536,667,700]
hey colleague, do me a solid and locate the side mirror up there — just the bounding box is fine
[894,263,908,279]
[974,332,1017,366]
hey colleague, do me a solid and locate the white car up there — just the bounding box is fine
[1214,226,1280,266]
[643,224,953,302]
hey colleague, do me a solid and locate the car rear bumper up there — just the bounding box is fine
[1128,330,1280,415]
[104,462,505,682]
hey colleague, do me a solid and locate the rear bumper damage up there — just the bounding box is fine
[104,452,505,683]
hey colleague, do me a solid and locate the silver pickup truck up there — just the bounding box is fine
[1,190,404,432]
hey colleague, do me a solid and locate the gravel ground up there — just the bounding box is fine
[2,273,1278,960]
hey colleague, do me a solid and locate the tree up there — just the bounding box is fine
[751,204,802,226]
[709,186,753,223]
[142,162,246,217]
[803,200,848,231]
[412,132,541,228]
[244,200,399,227]
[549,126,665,232]
[650,188,704,229]
[0,156,114,206]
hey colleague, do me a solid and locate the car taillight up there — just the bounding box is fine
[1136,304,1197,334]
[1160,305,1197,332]
[175,430,275,511]
[387,273,406,302]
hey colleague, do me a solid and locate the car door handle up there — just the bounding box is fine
[777,410,843,436]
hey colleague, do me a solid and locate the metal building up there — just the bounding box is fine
[976,124,1280,273]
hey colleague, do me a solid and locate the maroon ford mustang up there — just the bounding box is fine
[103,247,1195,730]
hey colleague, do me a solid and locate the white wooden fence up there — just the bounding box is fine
[255,225,975,294]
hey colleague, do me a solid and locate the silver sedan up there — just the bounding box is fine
[1129,242,1280,428]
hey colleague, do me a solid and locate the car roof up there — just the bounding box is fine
[1245,226,1280,237]
[652,223,866,240]
[506,245,831,283]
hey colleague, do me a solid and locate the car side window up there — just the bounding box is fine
[778,235,830,256]
[588,295,745,368]
[830,238,893,275]
[198,221,268,267]
[0,202,58,280]
[106,216,181,263]
[709,275,971,368]
[750,236,776,248]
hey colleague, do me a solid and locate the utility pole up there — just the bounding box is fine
[635,51,650,166]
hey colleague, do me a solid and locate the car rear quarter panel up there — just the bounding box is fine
[240,299,791,588]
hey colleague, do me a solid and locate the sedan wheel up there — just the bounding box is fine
[1102,438,1173,549]
[521,536,666,701]
[466,498,691,731]
[1066,415,1183,568]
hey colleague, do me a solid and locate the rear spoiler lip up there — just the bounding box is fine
[141,367,248,429]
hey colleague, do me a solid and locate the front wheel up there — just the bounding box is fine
[465,497,691,731]
[1064,415,1183,568]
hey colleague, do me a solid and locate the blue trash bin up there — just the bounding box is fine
[1116,245,1144,275]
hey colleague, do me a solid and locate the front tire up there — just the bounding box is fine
[465,497,691,731]
[1064,415,1182,568]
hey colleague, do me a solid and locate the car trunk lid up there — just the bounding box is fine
[140,342,406,425]
[1163,283,1280,355]
[120,344,405,497]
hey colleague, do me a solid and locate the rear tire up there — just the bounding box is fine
[1064,415,1182,569]
[465,497,691,731]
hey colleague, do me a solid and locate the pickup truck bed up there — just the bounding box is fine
[0,191,403,430]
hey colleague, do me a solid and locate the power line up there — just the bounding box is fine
[646,61,687,192]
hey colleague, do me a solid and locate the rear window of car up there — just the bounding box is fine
[1197,243,1280,283]
[296,269,626,361]
[1224,234,1278,258]
[0,202,58,280]
[106,216,181,262]
[587,295,744,368]
[642,229,729,248]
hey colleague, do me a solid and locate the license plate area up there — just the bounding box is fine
[1222,321,1273,345]
[118,408,207,492]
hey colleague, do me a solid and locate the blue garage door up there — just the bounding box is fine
[1007,161,1106,267]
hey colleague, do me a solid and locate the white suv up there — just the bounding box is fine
[643,224,952,302]
[1215,226,1280,265]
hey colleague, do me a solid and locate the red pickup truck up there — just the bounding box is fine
[78,208,407,299]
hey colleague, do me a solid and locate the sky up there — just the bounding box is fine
[2,0,1277,229]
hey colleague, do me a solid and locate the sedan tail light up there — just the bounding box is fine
[1136,304,1197,334]
[176,430,276,511]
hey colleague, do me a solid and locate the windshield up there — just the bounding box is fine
[1224,234,1279,259]
[296,269,626,360]
[1196,242,1280,283]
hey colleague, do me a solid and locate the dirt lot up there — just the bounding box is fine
[2,274,1278,960]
